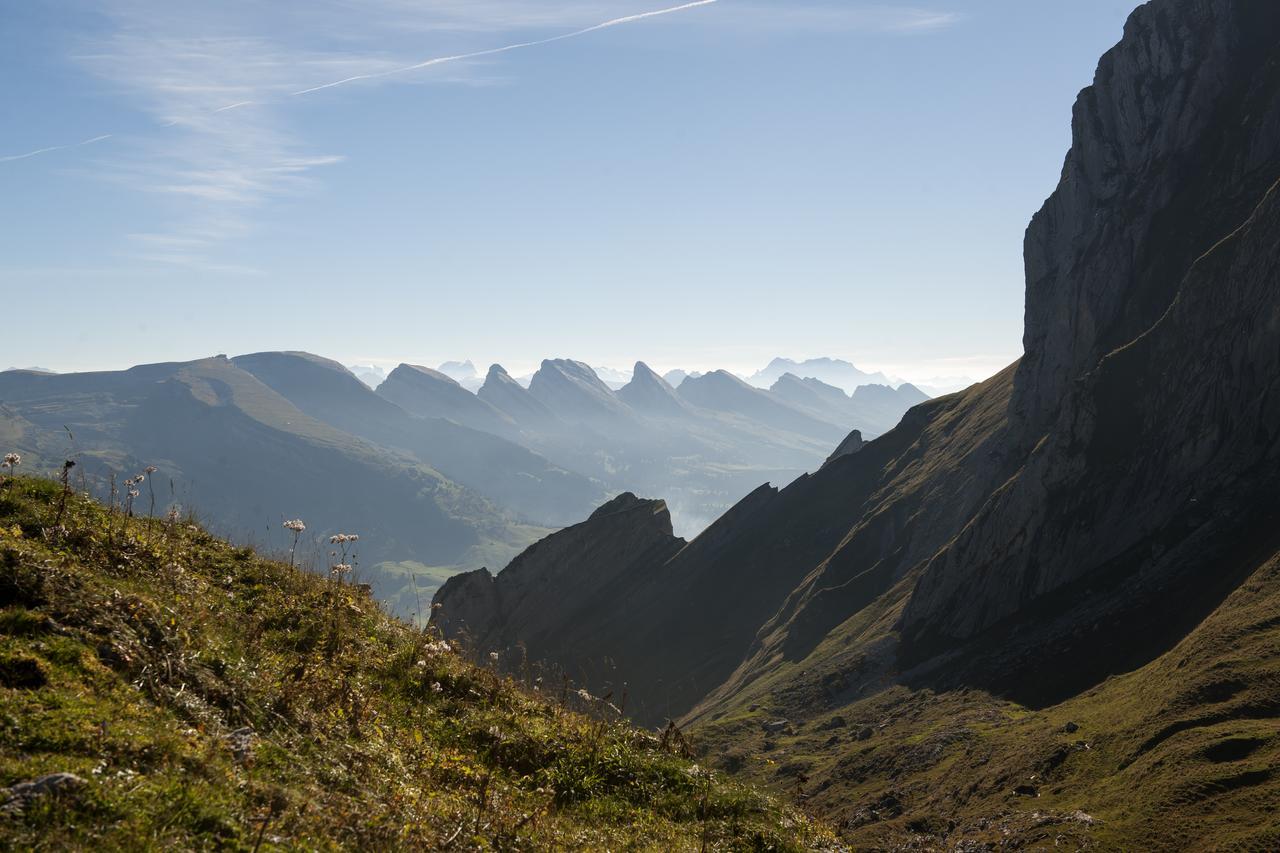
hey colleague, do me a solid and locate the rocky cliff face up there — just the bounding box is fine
[1016,0,1280,429]
[901,0,1280,662]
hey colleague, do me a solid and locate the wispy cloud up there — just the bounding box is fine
[6,1,960,268]
[290,0,718,97]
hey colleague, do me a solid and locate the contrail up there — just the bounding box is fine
[1,0,718,165]
[0,133,113,164]
[291,0,719,96]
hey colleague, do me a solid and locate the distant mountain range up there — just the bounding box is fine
[747,357,892,393]
[354,356,967,396]
[0,355,590,618]
[1,351,930,617]
[373,356,928,535]
[346,364,386,388]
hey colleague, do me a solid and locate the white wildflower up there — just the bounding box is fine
[430,682,444,694]
[282,519,306,533]
[423,640,453,656]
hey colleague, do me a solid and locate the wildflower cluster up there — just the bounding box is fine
[328,532,360,585]
[1,453,20,484]
[120,468,154,516]
[282,519,306,567]
[422,640,453,657]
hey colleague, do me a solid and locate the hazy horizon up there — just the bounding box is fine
[4,349,994,390]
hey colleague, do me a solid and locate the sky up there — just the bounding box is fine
[2,0,1141,382]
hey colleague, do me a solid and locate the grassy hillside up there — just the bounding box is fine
[0,475,833,850]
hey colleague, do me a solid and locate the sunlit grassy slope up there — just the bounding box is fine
[0,476,833,850]
[694,543,1280,850]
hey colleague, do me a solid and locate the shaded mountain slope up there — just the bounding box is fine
[232,352,603,527]
[617,362,691,419]
[435,493,688,692]
[375,362,517,438]
[768,374,851,424]
[0,356,492,568]
[435,366,1005,725]
[678,371,847,445]
[695,530,1280,850]
[748,357,891,393]
[477,364,560,430]
[0,477,832,850]
[527,359,635,428]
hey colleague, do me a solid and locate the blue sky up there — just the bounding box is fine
[2,1,1139,381]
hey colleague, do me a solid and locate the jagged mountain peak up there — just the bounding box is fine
[389,363,461,386]
[617,361,688,417]
[588,491,673,531]
[528,359,632,423]
[375,363,517,436]
[478,363,560,427]
[482,363,519,386]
